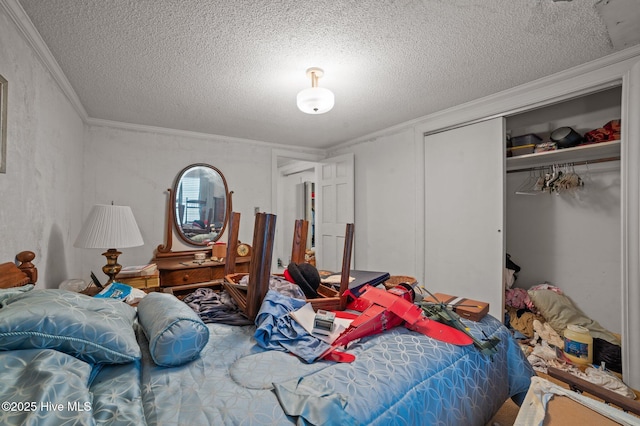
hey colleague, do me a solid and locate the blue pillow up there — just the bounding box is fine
[0,289,140,364]
[137,292,209,367]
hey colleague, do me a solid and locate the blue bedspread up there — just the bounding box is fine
[0,311,533,426]
[138,314,533,425]
[0,349,144,426]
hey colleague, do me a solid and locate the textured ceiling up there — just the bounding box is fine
[14,0,640,149]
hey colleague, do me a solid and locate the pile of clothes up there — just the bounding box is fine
[503,254,623,375]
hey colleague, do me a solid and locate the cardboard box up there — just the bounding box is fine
[422,293,489,321]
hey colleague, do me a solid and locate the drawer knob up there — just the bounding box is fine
[183,274,189,281]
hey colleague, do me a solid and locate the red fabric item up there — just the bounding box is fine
[283,269,295,283]
[323,350,355,363]
[332,311,359,320]
[583,119,621,144]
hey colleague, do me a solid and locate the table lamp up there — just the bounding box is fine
[74,204,144,284]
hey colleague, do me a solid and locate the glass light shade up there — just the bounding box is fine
[297,87,335,114]
[74,204,144,249]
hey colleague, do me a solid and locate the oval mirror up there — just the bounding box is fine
[172,164,230,247]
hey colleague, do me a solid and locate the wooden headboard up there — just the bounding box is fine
[0,250,37,288]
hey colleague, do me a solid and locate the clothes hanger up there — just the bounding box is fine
[515,170,539,195]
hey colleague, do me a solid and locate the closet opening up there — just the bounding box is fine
[504,85,623,373]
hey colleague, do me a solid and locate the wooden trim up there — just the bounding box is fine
[245,213,277,320]
[547,367,640,416]
[339,223,355,310]
[224,212,241,276]
[290,219,308,264]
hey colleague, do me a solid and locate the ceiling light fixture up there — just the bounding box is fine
[297,67,334,114]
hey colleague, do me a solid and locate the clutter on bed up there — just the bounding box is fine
[0,249,535,425]
[93,281,147,305]
[225,218,355,313]
[383,274,416,289]
[421,292,489,322]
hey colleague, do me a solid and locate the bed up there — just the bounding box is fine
[0,250,534,426]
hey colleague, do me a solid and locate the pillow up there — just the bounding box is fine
[528,289,621,346]
[0,289,140,364]
[137,292,209,367]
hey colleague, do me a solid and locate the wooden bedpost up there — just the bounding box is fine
[339,223,355,310]
[290,219,308,264]
[224,212,241,276]
[246,212,277,321]
[16,250,37,284]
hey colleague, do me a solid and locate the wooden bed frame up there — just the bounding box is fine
[0,250,37,288]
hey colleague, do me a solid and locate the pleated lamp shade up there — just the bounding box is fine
[74,204,143,249]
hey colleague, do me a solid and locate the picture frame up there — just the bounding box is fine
[0,74,6,174]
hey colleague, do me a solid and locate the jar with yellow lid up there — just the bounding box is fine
[563,324,593,366]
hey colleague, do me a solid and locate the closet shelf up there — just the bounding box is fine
[506,140,620,172]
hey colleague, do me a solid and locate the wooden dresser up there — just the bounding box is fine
[154,256,250,294]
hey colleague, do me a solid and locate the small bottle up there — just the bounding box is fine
[563,324,593,366]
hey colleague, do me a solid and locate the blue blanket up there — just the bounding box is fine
[0,295,534,425]
[138,314,534,425]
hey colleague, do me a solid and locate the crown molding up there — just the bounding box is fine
[333,44,640,151]
[1,0,88,120]
[86,117,326,155]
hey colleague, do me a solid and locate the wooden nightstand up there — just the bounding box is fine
[114,273,161,292]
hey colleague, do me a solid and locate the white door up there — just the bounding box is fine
[315,153,355,272]
[622,59,640,390]
[424,118,505,320]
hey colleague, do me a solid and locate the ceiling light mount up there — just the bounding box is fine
[297,67,335,114]
[306,67,324,85]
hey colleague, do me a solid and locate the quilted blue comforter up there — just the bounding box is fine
[0,314,533,425]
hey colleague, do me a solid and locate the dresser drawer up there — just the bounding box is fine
[161,268,212,286]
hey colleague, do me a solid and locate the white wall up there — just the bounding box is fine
[79,124,301,280]
[0,6,84,287]
[506,163,621,333]
[330,128,418,278]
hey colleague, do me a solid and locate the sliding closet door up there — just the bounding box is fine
[424,117,505,320]
[622,59,640,390]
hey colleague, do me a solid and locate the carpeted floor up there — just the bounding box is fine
[486,398,520,426]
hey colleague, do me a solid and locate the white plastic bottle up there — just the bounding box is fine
[563,324,593,366]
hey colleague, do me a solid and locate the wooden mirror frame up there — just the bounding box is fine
[155,164,233,258]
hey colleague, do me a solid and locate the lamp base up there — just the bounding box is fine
[101,248,123,285]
